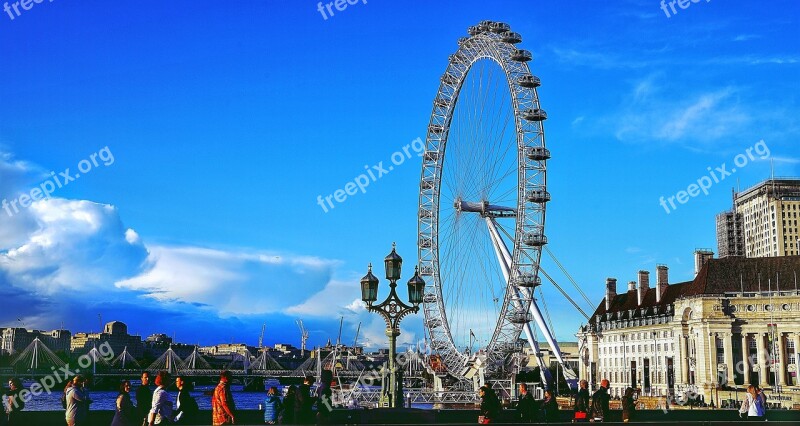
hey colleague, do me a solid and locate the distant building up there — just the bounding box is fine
[199,343,257,357]
[145,334,173,344]
[577,255,800,408]
[522,341,580,373]
[1,328,71,355]
[71,321,143,358]
[717,178,800,258]
[273,343,300,357]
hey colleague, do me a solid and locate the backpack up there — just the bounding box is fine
[753,393,766,415]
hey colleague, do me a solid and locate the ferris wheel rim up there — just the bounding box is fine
[417,21,550,380]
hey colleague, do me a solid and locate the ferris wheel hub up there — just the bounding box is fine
[454,199,516,218]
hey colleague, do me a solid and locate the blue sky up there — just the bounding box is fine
[0,0,798,351]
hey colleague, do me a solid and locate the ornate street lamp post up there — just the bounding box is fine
[360,243,425,408]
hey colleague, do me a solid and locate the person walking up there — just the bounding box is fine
[574,379,590,422]
[621,387,636,423]
[212,371,236,426]
[315,370,334,425]
[173,376,198,424]
[281,385,296,425]
[3,378,24,426]
[64,375,91,426]
[294,376,313,425]
[148,371,173,426]
[136,372,152,426]
[478,385,500,424]
[111,381,138,426]
[739,385,767,421]
[515,383,536,423]
[263,386,283,425]
[541,389,559,423]
[588,379,610,422]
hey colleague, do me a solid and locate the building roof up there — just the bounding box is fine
[735,178,800,201]
[591,255,800,322]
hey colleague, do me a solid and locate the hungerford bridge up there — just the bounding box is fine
[3,337,424,380]
[1,338,480,405]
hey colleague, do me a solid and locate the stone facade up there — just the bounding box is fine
[1,328,71,355]
[577,256,800,408]
[70,321,143,358]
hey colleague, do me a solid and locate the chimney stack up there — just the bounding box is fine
[627,281,636,292]
[694,249,714,276]
[637,270,650,306]
[605,278,617,310]
[656,265,669,303]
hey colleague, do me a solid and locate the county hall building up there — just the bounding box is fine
[576,253,800,408]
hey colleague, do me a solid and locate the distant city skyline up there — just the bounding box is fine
[1,1,799,350]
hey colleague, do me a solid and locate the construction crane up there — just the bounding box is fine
[352,322,361,348]
[258,323,266,349]
[296,320,309,357]
[347,322,361,371]
[333,317,344,376]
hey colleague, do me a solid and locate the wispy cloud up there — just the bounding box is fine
[613,80,750,145]
[772,156,800,164]
[549,47,653,70]
[733,34,761,42]
[703,55,800,66]
[549,47,799,70]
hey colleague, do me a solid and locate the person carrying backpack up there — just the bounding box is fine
[588,379,610,422]
[739,385,766,421]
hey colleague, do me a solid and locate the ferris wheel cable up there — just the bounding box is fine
[485,111,515,198]
[543,246,594,309]
[476,65,507,188]
[537,267,591,320]
[537,286,556,338]
[476,64,507,193]
[481,161,517,202]
[442,220,491,345]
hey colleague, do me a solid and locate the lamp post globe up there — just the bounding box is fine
[384,243,403,281]
[361,244,420,408]
[407,266,426,306]
[361,264,380,305]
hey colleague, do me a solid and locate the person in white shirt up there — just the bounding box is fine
[148,371,174,425]
[739,385,766,421]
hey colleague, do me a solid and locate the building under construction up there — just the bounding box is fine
[716,178,800,258]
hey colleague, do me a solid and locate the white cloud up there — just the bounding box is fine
[0,199,148,295]
[613,80,752,145]
[117,246,338,316]
[0,149,425,349]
